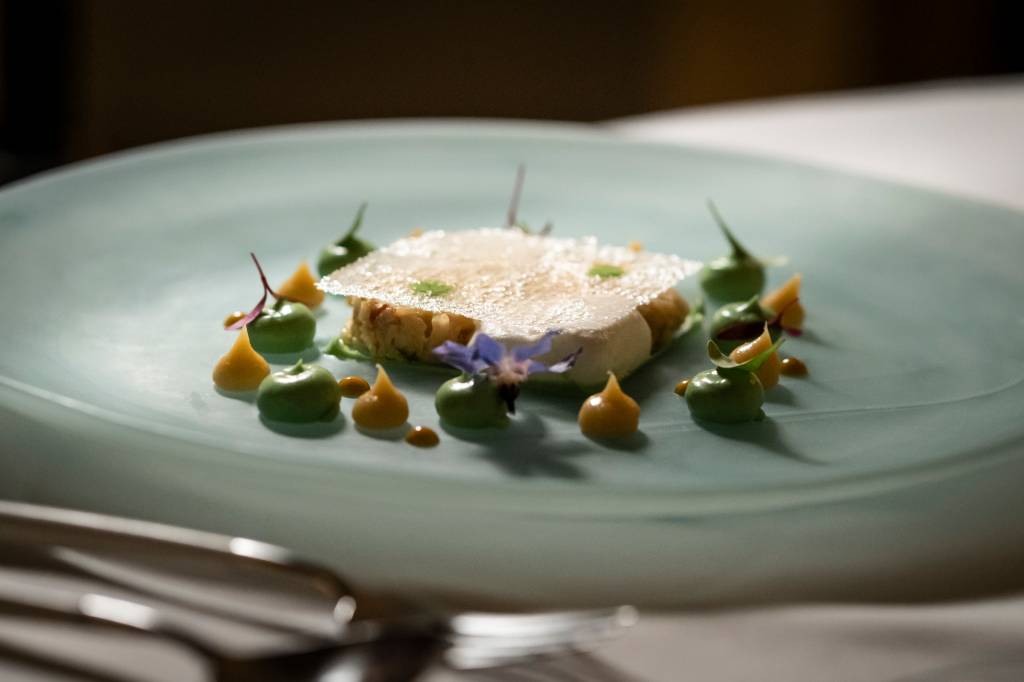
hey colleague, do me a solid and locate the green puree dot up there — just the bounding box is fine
[257,360,341,423]
[588,263,625,279]
[411,280,454,297]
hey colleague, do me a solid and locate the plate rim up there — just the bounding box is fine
[2,118,1024,518]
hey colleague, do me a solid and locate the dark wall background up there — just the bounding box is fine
[1,1,1021,183]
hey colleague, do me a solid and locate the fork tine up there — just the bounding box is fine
[0,501,352,603]
[0,501,358,640]
[0,640,129,682]
[449,606,638,638]
[444,606,638,670]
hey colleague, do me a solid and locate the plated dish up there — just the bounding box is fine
[1,122,1023,606]
[215,169,807,443]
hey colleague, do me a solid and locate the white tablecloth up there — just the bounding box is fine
[608,76,1024,210]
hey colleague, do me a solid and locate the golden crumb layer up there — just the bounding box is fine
[343,297,478,362]
[637,288,689,353]
[342,287,688,362]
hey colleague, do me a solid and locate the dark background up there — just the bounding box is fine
[1,1,1021,184]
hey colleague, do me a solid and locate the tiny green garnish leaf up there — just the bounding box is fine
[708,336,785,373]
[707,199,753,260]
[324,336,371,361]
[588,264,625,279]
[677,296,706,336]
[339,202,368,243]
[411,280,454,297]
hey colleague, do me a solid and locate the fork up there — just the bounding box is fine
[0,500,637,680]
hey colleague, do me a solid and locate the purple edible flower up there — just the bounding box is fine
[433,330,582,413]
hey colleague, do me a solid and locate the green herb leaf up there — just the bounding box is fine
[340,202,368,243]
[706,199,753,260]
[588,264,625,279]
[410,279,454,297]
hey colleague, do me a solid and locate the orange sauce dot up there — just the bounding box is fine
[223,311,246,328]
[338,375,371,398]
[405,425,440,448]
[674,379,690,396]
[780,357,809,377]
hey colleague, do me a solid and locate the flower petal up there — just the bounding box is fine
[511,330,559,362]
[472,333,505,365]
[525,360,549,375]
[545,347,583,374]
[433,341,483,374]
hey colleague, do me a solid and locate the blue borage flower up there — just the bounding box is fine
[433,331,582,413]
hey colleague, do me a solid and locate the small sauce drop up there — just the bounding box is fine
[408,227,424,238]
[674,379,690,396]
[276,261,324,309]
[578,373,640,438]
[352,364,409,429]
[628,240,644,252]
[730,325,781,389]
[223,310,246,328]
[405,425,440,448]
[338,375,371,398]
[213,328,270,391]
[780,356,808,377]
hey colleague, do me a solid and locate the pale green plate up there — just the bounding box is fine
[2,122,1023,606]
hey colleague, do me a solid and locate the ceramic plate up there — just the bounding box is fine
[2,122,1023,605]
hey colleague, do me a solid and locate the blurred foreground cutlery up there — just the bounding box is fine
[0,500,636,681]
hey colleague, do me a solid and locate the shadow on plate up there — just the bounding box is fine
[355,423,410,441]
[584,430,651,453]
[694,418,819,464]
[789,328,834,348]
[442,413,590,480]
[213,387,258,404]
[262,346,322,365]
[764,385,800,406]
[259,413,346,438]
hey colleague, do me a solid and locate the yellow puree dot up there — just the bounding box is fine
[578,373,640,438]
[212,328,270,391]
[730,325,781,390]
[352,365,409,429]
[276,261,324,309]
[338,375,371,398]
